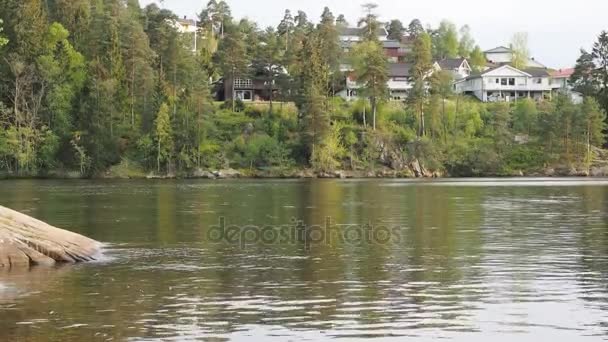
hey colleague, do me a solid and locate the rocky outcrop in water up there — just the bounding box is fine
[0,206,100,268]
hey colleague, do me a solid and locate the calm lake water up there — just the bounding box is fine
[1,179,607,341]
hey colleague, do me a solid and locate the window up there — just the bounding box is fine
[535,78,543,84]
[509,78,515,86]
[235,90,252,101]
[496,78,500,84]
[501,78,508,86]
[234,78,252,88]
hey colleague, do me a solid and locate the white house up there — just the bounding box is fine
[550,68,583,104]
[436,58,472,80]
[454,64,553,102]
[339,27,389,42]
[175,17,198,34]
[339,63,417,102]
[484,46,546,68]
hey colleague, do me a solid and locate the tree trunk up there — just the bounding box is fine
[157,137,161,174]
[419,102,426,137]
[232,70,236,112]
[372,97,377,131]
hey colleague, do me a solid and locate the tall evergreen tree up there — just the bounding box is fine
[592,31,608,116]
[215,22,248,111]
[358,3,380,42]
[386,19,404,41]
[407,19,424,38]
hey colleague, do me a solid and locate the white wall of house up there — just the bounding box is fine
[485,51,512,64]
[485,50,546,68]
[340,76,414,102]
[456,66,552,102]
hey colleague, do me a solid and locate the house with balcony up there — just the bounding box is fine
[341,40,410,65]
[215,61,288,102]
[454,64,553,102]
[339,63,417,102]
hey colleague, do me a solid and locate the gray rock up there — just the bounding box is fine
[192,169,216,179]
[215,168,241,179]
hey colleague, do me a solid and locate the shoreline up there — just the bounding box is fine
[1,167,606,181]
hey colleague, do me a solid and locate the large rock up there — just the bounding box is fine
[213,168,241,179]
[192,169,216,179]
[0,206,100,268]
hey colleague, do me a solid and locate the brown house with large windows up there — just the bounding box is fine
[218,76,280,102]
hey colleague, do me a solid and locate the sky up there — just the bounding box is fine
[140,0,607,68]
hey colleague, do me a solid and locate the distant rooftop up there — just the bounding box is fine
[389,63,413,77]
[484,46,512,54]
[437,58,467,70]
[339,26,388,37]
[550,68,575,78]
[177,16,196,26]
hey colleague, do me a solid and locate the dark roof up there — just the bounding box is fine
[383,40,402,49]
[177,18,196,26]
[339,27,388,38]
[437,58,466,70]
[466,64,550,80]
[340,40,408,50]
[388,63,413,77]
[523,67,550,77]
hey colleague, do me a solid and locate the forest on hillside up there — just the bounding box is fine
[0,0,607,178]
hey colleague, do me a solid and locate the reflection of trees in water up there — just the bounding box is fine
[1,181,607,339]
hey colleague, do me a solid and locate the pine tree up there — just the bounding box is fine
[215,22,248,111]
[277,9,294,52]
[358,3,380,42]
[592,31,608,116]
[407,19,424,38]
[386,19,404,41]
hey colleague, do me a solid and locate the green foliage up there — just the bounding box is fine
[510,32,530,69]
[469,45,486,72]
[351,40,389,130]
[154,103,174,173]
[0,19,8,49]
[0,1,606,179]
[458,25,475,58]
[433,20,459,59]
[386,19,404,41]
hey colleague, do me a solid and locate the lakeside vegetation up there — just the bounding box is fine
[0,0,607,178]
